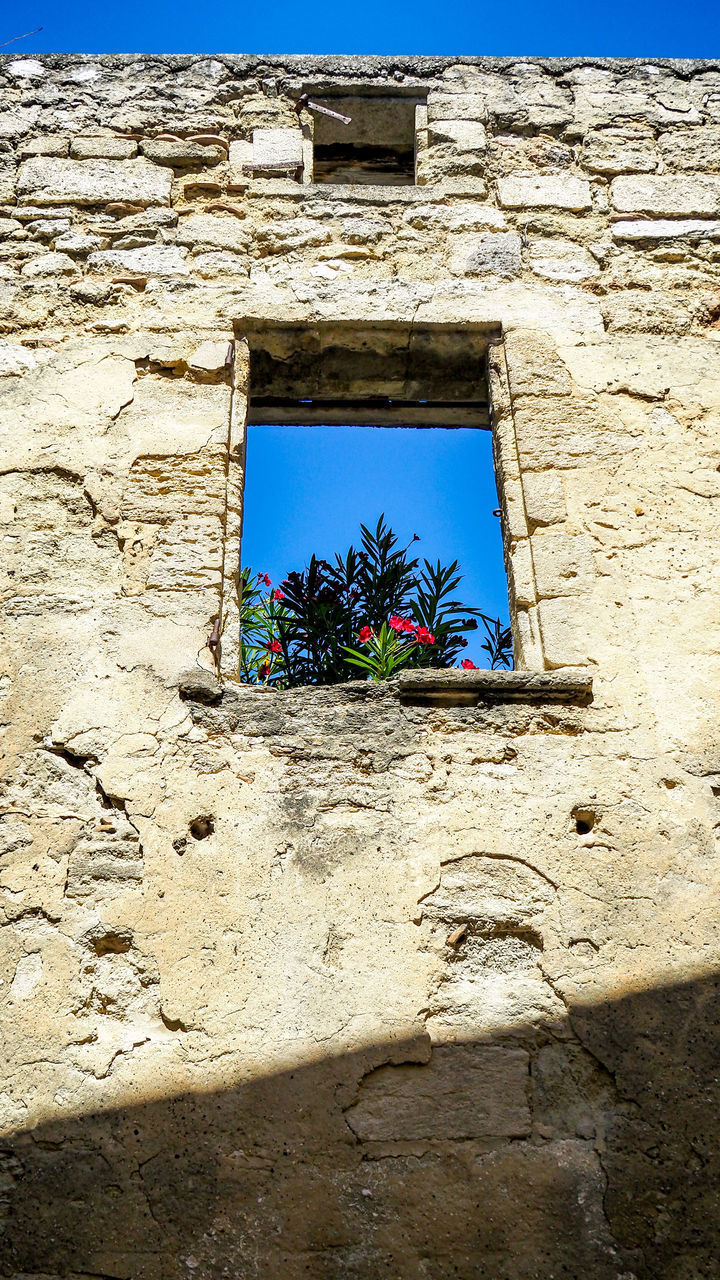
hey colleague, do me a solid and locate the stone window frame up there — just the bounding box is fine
[214,319,590,705]
[300,88,428,187]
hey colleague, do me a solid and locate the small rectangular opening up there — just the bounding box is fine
[308,91,424,186]
[237,324,512,684]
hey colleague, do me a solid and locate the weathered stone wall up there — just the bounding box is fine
[1,54,720,1279]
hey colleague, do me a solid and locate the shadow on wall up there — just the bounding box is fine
[2,973,720,1280]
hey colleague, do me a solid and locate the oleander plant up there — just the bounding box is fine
[237,515,512,687]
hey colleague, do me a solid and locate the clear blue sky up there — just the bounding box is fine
[2,0,718,57]
[243,426,508,665]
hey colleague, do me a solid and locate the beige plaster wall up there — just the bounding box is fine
[1,53,720,1279]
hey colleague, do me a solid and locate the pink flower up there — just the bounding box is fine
[415,627,435,645]
[358,625,374,644]
[266,640,282,654]
[257,572,271,587]
[461,659,478,670]
[389,616,415,634]
[272,589,285,601]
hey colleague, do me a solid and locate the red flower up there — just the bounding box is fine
[272,589,285,601]
[257,572,271,587]
[358,625,374,643]
[389,616,415,634]
[258,662,270,679]
[266,640,282,654]
[461,659,478,670]
[415,627,435,645]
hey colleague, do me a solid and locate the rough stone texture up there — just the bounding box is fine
[0,51,720,1280]
[497,173,592,209]
[453,230,522,277]
[611,173,720,215]
[16,156,172,205]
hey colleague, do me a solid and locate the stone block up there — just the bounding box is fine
[537,596,589,666]
[403,202,506,231]
[420,147,487,182]
[610,174,720,216]
[601,292,700,334]
[18,134,68,157]
[252,127,303,169]
[505,331,573,398]
[612,219,720,242]
[141,138,226,167]
[178,667,222,704]
[16,157,172,207]
[227,138,253,183]
[55,232,106,253]
[254,217,332,254]
[452,231,522,277]
[658,126,720,171]
[174,214,250,253]
[527,238,600,282]
[192,251,250,278]
[427,119,487,151]
[27,217,71,242]
[340,217,387,244]
[0,165,14,204]
[497,173,592,210]
[580,127,657,175]
[21,252,78,277]
[189,340,233,373]
[87,246,189,275]
[70,136,138,160]
[512,397,630,469]
[0,217,20,240]
[522,471,566,528]
[345,1045,530,1141]
[509,538,536,607]
[533,529,594,597]
[427,92,488,122]
[0,106,41,139]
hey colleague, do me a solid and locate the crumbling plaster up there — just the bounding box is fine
[1,52,720,1279]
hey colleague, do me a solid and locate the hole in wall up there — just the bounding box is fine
[86,928,134,956]
[307,91,425,186]
[573,807,596,836]
[189,816,215,841]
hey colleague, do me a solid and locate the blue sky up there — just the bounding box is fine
[242,426,507,666]
[2,0,718,57]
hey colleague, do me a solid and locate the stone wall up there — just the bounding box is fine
[1,53,720,1279]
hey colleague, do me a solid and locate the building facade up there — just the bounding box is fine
[1,52,720,1278]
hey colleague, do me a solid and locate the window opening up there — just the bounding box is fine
[301,90,424,186]
[238,325,512,685]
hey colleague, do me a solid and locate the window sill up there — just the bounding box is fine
[179,667,592,708]
[394,668,593,706]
